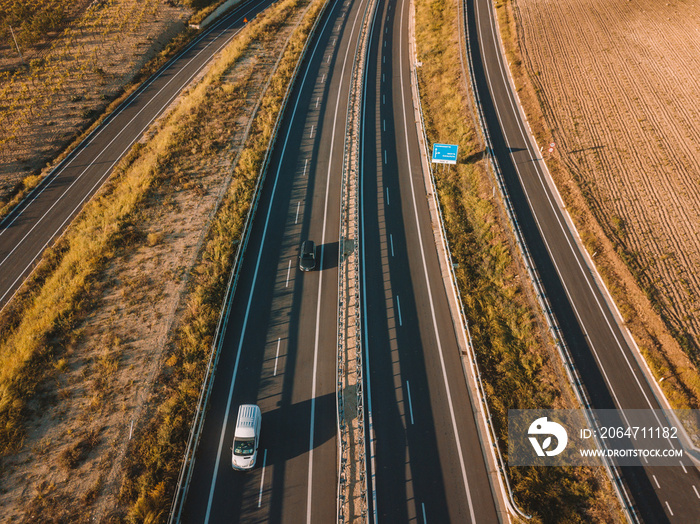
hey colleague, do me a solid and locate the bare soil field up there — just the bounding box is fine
[0,0,310,520]
[0,0,190,208]
[500,0,700,405]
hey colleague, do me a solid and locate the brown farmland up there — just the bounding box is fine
[503,0,700,403]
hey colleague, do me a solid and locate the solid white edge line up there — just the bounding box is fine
[481,0,679,450]
[399,1,476,521]
[360,0,384,520]
[202,6,339,521]
[306,0,367,520]
[0,0,267,310]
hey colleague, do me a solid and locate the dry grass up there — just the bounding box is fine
[414,0,622,521]
[0,0,194,218]
[0,0,324,521]
[496,0,700,410]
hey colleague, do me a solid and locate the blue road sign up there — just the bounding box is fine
[431,143,458,164]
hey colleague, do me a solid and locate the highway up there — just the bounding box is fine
[179,0,370,520]
[0,0,276,312]
[359,0,501,521]
[467,0,700,521]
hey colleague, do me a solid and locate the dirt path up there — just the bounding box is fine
[506,0,700,398]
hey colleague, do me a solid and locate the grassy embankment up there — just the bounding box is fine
[0,0,326,519]
[493,0,700,412]
[0,0,206,220]
[114,0,328,519]
[414,0,622,521]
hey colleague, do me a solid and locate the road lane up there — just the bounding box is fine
[180,0,371,521]
[0,0,275,311]
[468,0,700,521]
[360,0,501,521]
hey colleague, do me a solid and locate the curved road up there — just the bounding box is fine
[0,0,275,311]
[360,0,502,521]
[180,0,370,520]
[468,0,700,521]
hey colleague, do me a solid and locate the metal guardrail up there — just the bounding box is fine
[336,0,379,519]
[454,0,639,521]
[408,34,531,524]
[167,1,333,521]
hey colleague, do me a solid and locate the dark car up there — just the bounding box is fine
[299,240,316,271]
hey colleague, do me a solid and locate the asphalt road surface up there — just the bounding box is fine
[0,0,275,312]
[359,0,501,521]
[468,0,700,521]
[179,0,371,521]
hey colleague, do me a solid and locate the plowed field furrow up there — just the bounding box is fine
[512,0,700,358]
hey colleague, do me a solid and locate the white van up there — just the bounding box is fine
[231,404,261,470]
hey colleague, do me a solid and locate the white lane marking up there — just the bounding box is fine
[257,449,268,508]
[383,55,385,63]
[680,460,688,473]
[382,73,385,82]
[385,26,388,33]
[303,158,308,176]
[310,124,314,138]
[384,40,387,48]
[398,2,476,520]
[327,54,331,63]
[0,0,256,237]
[0,1,265,310]
[202,8,338,521]
[382,94,385,104]
[322,73,326,83]
[653,475,660,489]
[386,186,390,205]
[396,295,402,326]
[384,149,387,164]
[665,501,674,516]
[274,338,281,376]
[389,233,394,256]
[295,201,301,223]
[406,380,414,425]
[422,502,427,524]
[306,1,366,520]
[316,96,319,108]
[693,485,700,499]
[286,259,292,287]
[479,0,678,451]
[383,119,386,132]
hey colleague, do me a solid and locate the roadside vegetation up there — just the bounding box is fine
[0,0,326,520]
[494,0,700,412]
[0,0,196,218]
[119,0,327,518]
[414,0,622,521]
